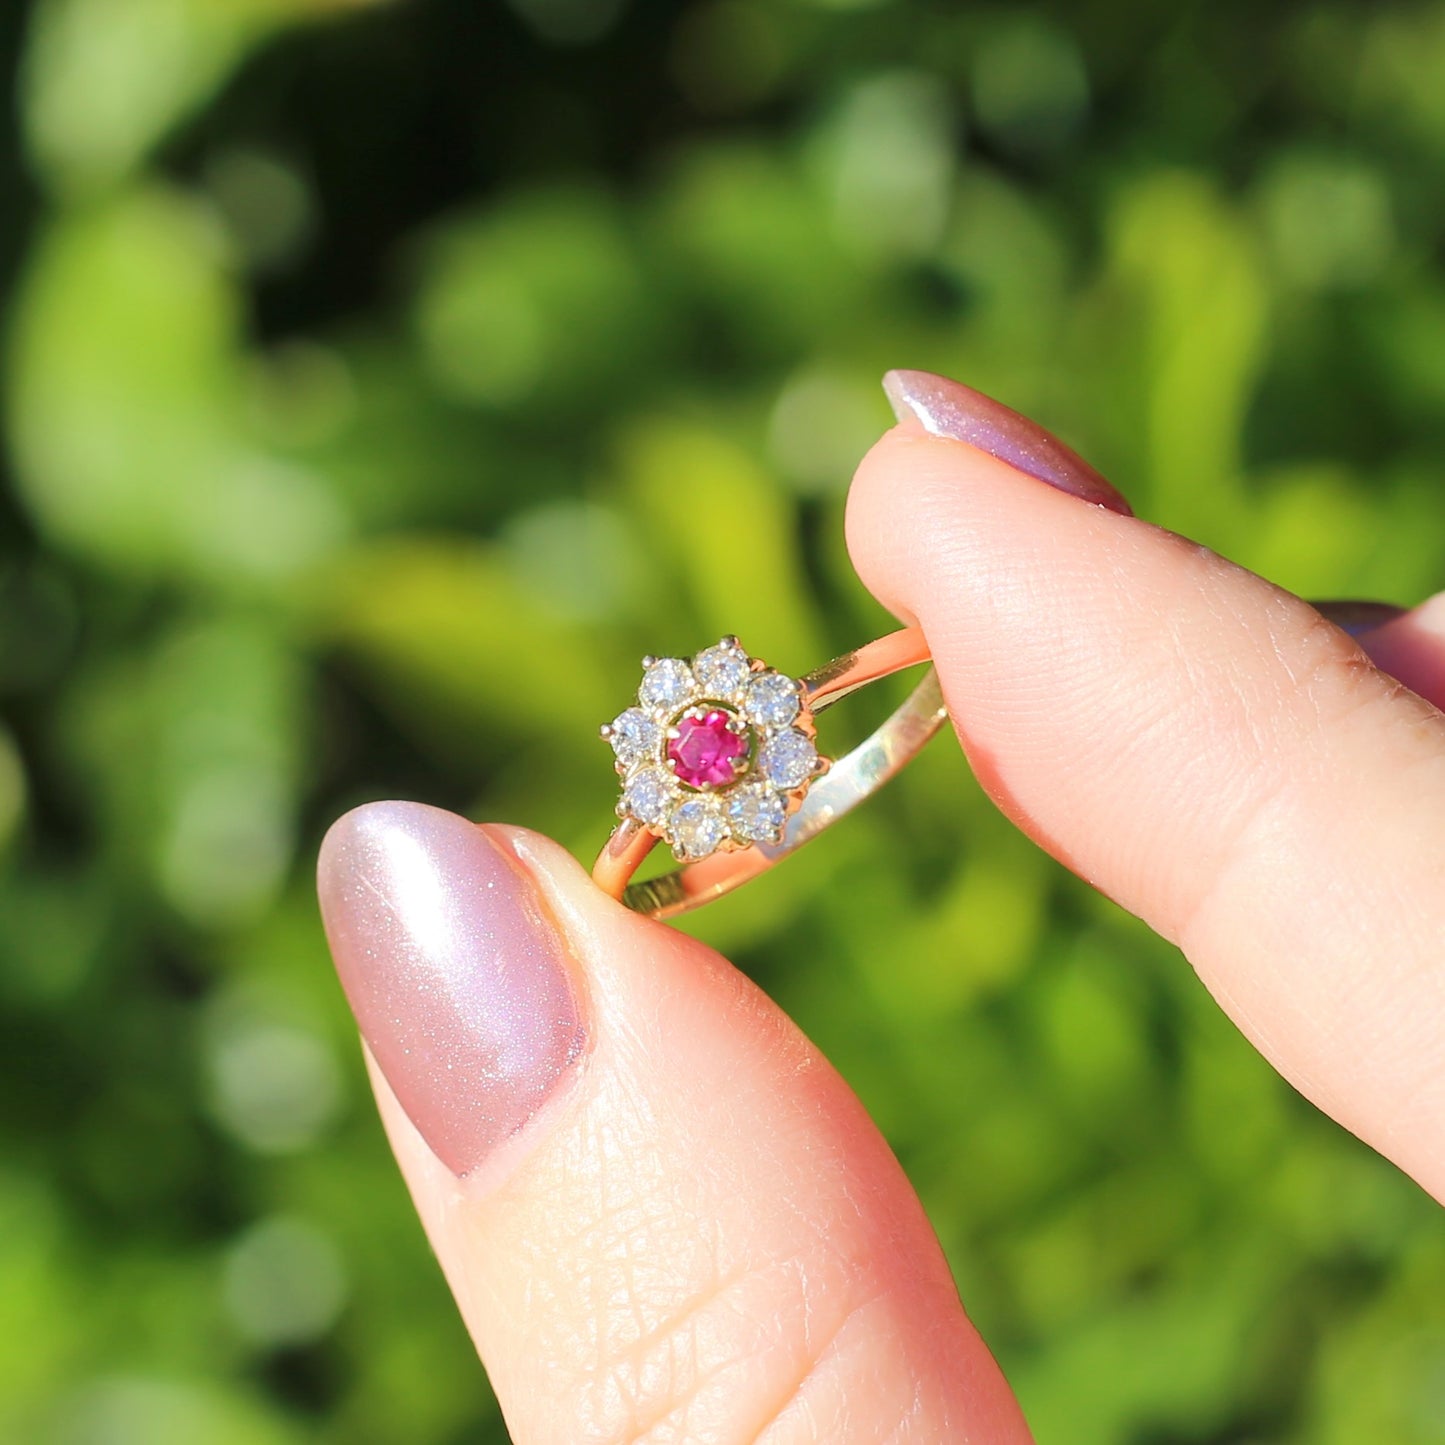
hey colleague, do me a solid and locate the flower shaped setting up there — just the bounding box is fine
[601,637,829,861]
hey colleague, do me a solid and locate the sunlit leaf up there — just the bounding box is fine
[616,417,827,661]
[22,0,381,195]
[7,189,345,586]
[412,185,656,411]
[314,537,617,746]
[1099,174,1270,535]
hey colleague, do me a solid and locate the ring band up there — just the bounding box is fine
[593,627,945,918]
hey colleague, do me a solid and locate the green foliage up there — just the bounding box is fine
[2,1,1443,1442]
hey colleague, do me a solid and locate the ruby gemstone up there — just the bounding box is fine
[668,709,748,789]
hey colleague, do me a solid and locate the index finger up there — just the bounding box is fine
[847,384,1445,1201]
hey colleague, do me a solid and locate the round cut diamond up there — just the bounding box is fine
[757,729,817,790]
[607,707,661,769]
[726,784,787,845]
[620,765,673,825]
[639,658,696,711]
[668,708,748,788]
[744,671,800,729]
[670,796,727,860]
[693,642,751,700]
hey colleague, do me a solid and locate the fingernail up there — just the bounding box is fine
[1311,599,1408,639]
[883,368,1133,516]
[317,801,586,1176]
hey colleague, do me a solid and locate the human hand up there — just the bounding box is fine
[317,371,1445,1442]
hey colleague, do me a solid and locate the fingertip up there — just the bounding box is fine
[846,425,1129,637]
[845,427,959,625]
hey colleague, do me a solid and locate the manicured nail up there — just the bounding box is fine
[1311,599,1408,639]
[318,801,586,1176]
[883,368,1133,516]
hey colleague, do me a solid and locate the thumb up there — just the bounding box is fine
[318,801,1031,1444]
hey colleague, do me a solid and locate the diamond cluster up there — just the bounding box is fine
[602,637,826,861]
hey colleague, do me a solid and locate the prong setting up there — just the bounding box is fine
[602,638,827,861]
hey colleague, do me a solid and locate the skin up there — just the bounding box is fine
[321,419,1445,1443]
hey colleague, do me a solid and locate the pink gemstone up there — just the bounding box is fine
[667,709,748,788]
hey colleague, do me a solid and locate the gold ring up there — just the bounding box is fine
[592,628,945,918]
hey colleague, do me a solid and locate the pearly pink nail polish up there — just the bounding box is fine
[883,368,1133,516]
[317,801,586,1176]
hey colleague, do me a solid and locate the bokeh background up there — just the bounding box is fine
[3,0,1445,1441]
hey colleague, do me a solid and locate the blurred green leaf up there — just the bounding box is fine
[650,142,865,354]
[7,189,345,587]
[1016,1236,1288,1445]
[53,1376,305,1445]
[617,417,827,659]
[1308,1234,1445,1445]
[61,615,305,926]
[1108,174,1269,536]
[314,536,616,747]
[412,185,657,411]
[0,1172,76,1441]
[22,0,375,196]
